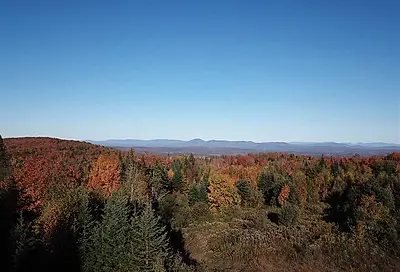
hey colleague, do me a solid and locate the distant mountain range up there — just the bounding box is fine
[85,139,400,157]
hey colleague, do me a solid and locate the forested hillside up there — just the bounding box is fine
[1,136,400,271]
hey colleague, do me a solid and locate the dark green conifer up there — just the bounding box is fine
[172,159,183,192]
[188,183,208,206]
[150,163,169,200]
[236,180,253,203]
[82,192,132,272]
[130,205,170,272]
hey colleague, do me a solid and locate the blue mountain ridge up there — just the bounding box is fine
[85,139,400,156]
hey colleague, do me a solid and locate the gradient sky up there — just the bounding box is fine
[1,0,399,143]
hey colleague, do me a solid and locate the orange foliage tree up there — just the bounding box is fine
[278,184,290,206]
[87,153,121,197]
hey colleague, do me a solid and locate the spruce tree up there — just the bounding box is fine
[186,154,196,184]
[171,159,183,192]
[316,155,326,173]
[130,205,171,272]
[331,160,340,177]
[188,183,208,206]
[12,213,37,271]
[236,180,253,203]
[257,171,275,195]
[82,192,132,272]
[78,194,96,272]
[150,163,169,201]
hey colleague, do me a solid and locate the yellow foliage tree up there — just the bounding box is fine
[355,194,390,238]
[292,171,307,208]
[208,172,241,211]
[167,169,174,181]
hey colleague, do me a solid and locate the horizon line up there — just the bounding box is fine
[3,135,399,145]
[87,138,400,145]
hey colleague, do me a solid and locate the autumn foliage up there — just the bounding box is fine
[208,172,241,211]
[87,153,121,197]
[2,137,400,272]
[5,137,105,211]
[278,184,290,206]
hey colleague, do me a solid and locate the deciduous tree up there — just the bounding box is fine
[208,172,240,211]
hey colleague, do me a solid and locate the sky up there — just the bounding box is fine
[1,0,399,143]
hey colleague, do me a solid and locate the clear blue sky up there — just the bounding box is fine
[1,0,399,143]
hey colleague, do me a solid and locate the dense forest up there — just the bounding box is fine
[1,136,400,271]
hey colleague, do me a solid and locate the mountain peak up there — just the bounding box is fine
[189,138,205,142]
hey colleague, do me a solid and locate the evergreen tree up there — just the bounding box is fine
[331,160,340,177]
[120,149,134,184]
[202,168,210,188]
[82,192,132,272]
[257,170,276,205]
[78,194,96,272]
[186,154,196,184]
[130,205,171,272]
[236,180,253,203]
[150,163,169,201]
[171,159,183,192]
[12,213,37,272]
[315,155,326,173]
[188,183,208,206]
[257,170,274,195]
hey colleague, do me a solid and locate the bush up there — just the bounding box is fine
[191,202,210,221]
[278,204,300,226]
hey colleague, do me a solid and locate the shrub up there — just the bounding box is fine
[278,204,300,226]
[191,202,211,221]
